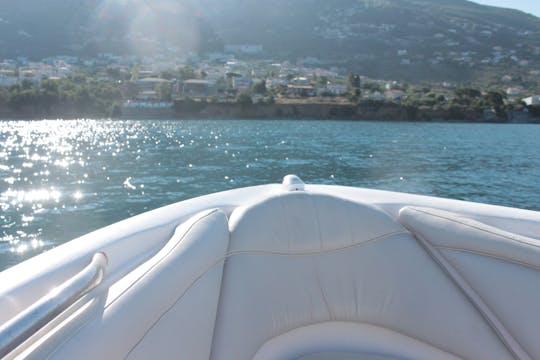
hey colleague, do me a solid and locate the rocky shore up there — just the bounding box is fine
[1,99,538,123]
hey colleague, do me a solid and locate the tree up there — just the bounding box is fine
[454,88,481,99]
[107,67,123,80]
[156,82,172,101]
[528,104,540,117]
[226,72,241,88]
[70,74,88,84]
[130,67,140,81]
[159,70,175,80]
[347,88,361,102]
[9,89,38,110]
[348,73,361,89]
[122,81,139,99]
[39,79,60,110]
[362,83,383,93]
[0,87,8,106]
[20,79,34,90]
[237,93,253,106]
[40,79,59,94]
[178,66,196,81]
[484,91,504,107]
[252,80,267,94]
[109,102,122,118]
[3,71,124,116]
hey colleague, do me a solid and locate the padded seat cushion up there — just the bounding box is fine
[210,193,513,360]
[253,322,461,360]
[227,192,405,253]
[399,206,540,360]
[46,209,230,360]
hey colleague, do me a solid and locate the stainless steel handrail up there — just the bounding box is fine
[0,252,108,358]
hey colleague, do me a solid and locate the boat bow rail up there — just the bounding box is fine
[0,253,108,358]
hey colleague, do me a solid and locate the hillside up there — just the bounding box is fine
[0,0,220,57]
[1,0,540,81]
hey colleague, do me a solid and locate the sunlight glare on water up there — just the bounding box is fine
[1,119,540,270]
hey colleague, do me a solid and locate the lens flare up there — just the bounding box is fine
[86,0,205,57]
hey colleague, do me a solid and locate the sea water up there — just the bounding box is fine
[1,119,539,270]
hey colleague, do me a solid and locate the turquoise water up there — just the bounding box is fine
[1,119,540,270]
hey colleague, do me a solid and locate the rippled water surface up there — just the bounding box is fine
[1,119,540,270]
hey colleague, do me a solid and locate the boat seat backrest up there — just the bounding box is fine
[210,192,514,360]
[40,209,230,360]
[399,206,540,360]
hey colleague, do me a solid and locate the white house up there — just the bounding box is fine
[506,87,524,97]
[385,90,406,100]
[266,78,288,90]
[522,96,540,106]
[232,77,253,91]
[325,84,348,96]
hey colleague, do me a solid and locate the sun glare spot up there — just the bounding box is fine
[15,244,28,254]
[123,177,137,190]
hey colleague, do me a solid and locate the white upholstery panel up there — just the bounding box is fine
[399,206,540,359]
[228,192,405,253]
[126,265,225,359]
[253,322,461,360]
[399,206,540,269]
[212,230,511,359]
[440,249,540,359]
[46,209,229,360]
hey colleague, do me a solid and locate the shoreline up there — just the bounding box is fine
[0,117,536,124]
[0,101,538,123]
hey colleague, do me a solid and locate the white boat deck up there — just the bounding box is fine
[1,176,539,359]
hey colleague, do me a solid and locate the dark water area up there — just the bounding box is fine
[1,119,539,270]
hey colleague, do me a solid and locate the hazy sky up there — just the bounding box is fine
[471,0,540,18]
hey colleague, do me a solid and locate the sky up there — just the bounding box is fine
[471,0,540,18]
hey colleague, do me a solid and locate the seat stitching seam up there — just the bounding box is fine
[128,231,409,357]
[406,208,540,248]
[224,230,408,256]
[208,222,233,360]
[45,210,221,359]
[410,231,532,360]
[106,209,219,309]
[434,246,540,271]
[48,230,408,358]
[125,261,225,359]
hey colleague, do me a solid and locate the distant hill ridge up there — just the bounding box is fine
[1,0,540,81]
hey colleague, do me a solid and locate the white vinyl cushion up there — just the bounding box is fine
[210,193,513,360]
[399,206,540,360]
[253,322,461,360]
[35,196,538,360]
[399,206,540,268]
[227,192,404,253]
[45,209,230,360]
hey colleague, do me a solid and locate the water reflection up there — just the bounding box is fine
[1,119,540,270]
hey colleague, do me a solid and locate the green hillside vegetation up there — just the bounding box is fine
[0,75,122,117]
